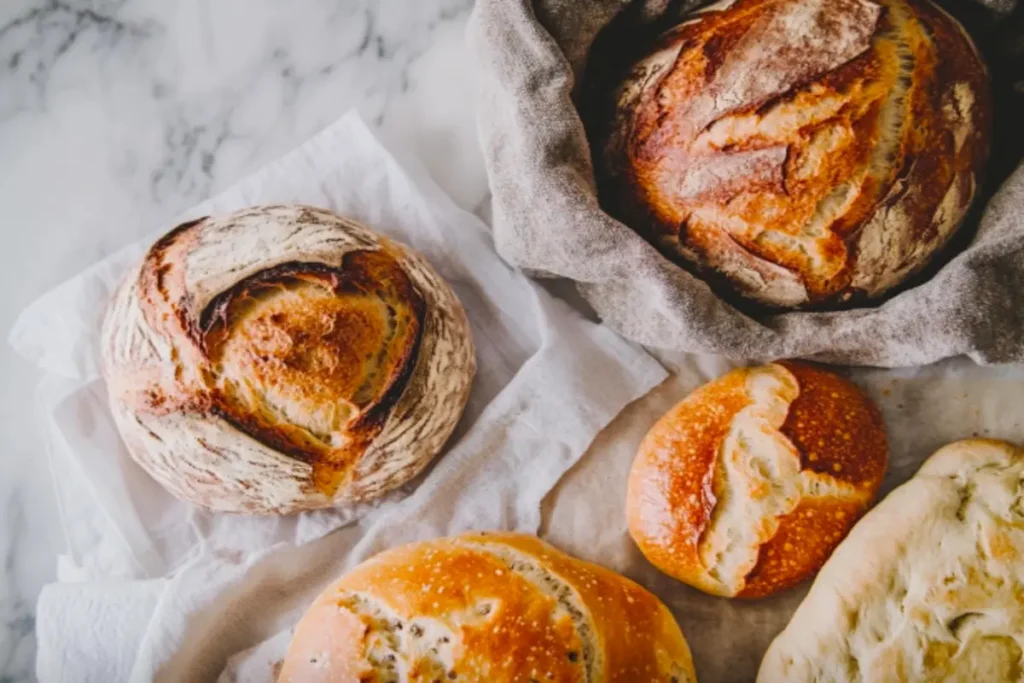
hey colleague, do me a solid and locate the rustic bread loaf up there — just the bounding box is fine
[600,0,990,309]
[759,439,1024,681]
[101,205,475,514]
[627,361,887,598]
[279,531,696,682]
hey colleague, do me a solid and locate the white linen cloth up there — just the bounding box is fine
[9,112,667,683]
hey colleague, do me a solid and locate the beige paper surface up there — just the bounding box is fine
[541,352,1024,682]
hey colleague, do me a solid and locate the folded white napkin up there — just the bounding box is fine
[10,112,667,683]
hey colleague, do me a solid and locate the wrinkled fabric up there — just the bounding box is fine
[14,113,667,683]
[469,0,1024,367]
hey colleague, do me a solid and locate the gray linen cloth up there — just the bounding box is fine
[469,0,1024,366]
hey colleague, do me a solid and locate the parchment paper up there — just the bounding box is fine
[13,106,1024,683]
[196,352,1024,682]
[541,351,1024,682]
[10,112,668,683]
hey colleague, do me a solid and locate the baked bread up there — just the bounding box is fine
[627,361,887,598]
[279,531,696,682]
[600,0,990,309]
[759,439,1024,681]
[101,205,475,514]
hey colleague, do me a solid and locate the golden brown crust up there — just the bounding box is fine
[627,361,887,598]
[626,367,751,593]
[600,0,991,308]
[743,496,866,598]
[101,205,476,513]
[777,360,888,484]
[279,532,697,683]
[199,251,426,494]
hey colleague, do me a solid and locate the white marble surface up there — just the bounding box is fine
[0,1,486,679]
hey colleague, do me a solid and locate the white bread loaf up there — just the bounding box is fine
[759,439,1024,681]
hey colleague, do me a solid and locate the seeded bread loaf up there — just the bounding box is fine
[101,205,475,514]
[279,531,697,682]
[627,361,888,598]
[600,0,990,308]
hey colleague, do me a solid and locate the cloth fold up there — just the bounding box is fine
[468,0,1024,366]
[12,112,667,683]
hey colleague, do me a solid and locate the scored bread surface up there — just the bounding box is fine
[101,205,476,513]
[279,532,697,682]
[628,361,887,597]
[601,0,990,308]
[759,439,1024,682]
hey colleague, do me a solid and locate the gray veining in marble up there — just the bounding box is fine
[0,1,486,679]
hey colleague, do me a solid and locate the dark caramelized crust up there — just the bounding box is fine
[202,253,424,494]
[627,361,887,598]
[777,360,888,483]
[600,0,991,309]
[101,205,476,513]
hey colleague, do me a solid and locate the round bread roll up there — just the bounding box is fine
[627,361,887,598]
[600,0,991,309]
[279,531,697,682]
[101,205,475,514]
[759,439,1024,682]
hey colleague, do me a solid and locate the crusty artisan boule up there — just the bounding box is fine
[759,439,1024,682]
[627,361,887,598]
[599,0,990,309]
[279,531,697,682]
[101,204,475,514]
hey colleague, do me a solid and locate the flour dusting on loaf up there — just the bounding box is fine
[599,0,991,308]
[101,205,476,514]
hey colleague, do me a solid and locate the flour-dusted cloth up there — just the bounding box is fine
[468,0,1024,367]
[10,112,668,683]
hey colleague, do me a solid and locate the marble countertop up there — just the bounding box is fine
[0,1,485,679]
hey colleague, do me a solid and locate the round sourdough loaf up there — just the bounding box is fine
[600,0,990,309]
[627,361,887,598]
[279,531,697,682]
[101,205,475,514]
[759,439,1024,681]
